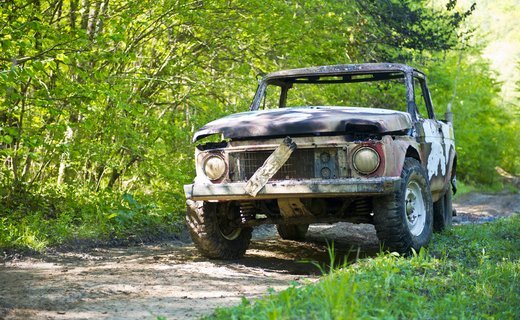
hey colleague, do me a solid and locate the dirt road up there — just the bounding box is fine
[1,192,518,320]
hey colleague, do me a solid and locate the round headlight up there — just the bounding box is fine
[353,147,380,174]
[203,156,226,180]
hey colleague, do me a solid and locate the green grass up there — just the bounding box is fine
[208,215,520,320]
[454,180,518,200]
[0,185,183,251]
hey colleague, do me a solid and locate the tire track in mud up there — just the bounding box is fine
[0,192,518,319]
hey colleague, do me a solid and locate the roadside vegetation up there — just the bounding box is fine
[1,0,518,250]
[453,180,518,201]
[208,215,520,319]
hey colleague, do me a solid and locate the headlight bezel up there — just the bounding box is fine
[202,154,227,181]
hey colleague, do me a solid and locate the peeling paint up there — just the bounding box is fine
[186,63,456,204]
[422,120,454,180]
[193,107,412,142]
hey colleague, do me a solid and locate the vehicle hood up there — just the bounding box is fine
[193,107,412,142]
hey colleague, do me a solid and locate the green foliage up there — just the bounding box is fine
[356,0,475,61]
[278,78,408,112]
[208,216,520,319]
[0,185,181,250]
[0,0,515,249]
[424,51,520,182]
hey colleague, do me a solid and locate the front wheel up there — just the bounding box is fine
[186,200,252,259]
[373,158,433,254]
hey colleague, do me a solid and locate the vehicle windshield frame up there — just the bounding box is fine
[249,63,419,120]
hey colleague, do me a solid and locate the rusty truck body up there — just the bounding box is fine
[184,63,457,259]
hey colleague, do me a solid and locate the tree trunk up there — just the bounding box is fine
[57,126,74,185]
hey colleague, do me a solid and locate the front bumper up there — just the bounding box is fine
[184,177,401,201]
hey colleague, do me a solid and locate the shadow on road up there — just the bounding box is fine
[214,222,381,276]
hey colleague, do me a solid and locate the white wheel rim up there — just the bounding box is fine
[216,205,242,241]
[405,180,426,236]
[220,228,241,240]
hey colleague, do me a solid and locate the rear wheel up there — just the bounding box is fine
[373,158,433,254]
[186,200,252,259]
[433,187,453,232]
[276,224,309,241]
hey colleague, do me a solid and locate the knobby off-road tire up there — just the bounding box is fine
[433,187,453,232]
[373,158,433,254]
[276,224,309,241]
[186,200,252,259]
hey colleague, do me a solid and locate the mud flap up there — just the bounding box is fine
[244,137,297,197]
[451,176,457,195]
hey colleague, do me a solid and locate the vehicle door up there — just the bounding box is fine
[412,75,451,192]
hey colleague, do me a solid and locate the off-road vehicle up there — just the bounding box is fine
[184,63,456,259]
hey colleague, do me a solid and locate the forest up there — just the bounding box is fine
[0,0,518,249]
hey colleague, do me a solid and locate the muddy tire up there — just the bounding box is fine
[186,200,252,259]
[433,187,453,232]
[276,224,309,241]
[373,158,433,254]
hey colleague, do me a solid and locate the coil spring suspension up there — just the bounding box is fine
[354,198,372,217]
[239,201,256,223]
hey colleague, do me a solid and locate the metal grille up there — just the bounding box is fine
[232,149,315,181]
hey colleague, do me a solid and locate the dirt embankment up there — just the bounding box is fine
[0,192,518,320]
